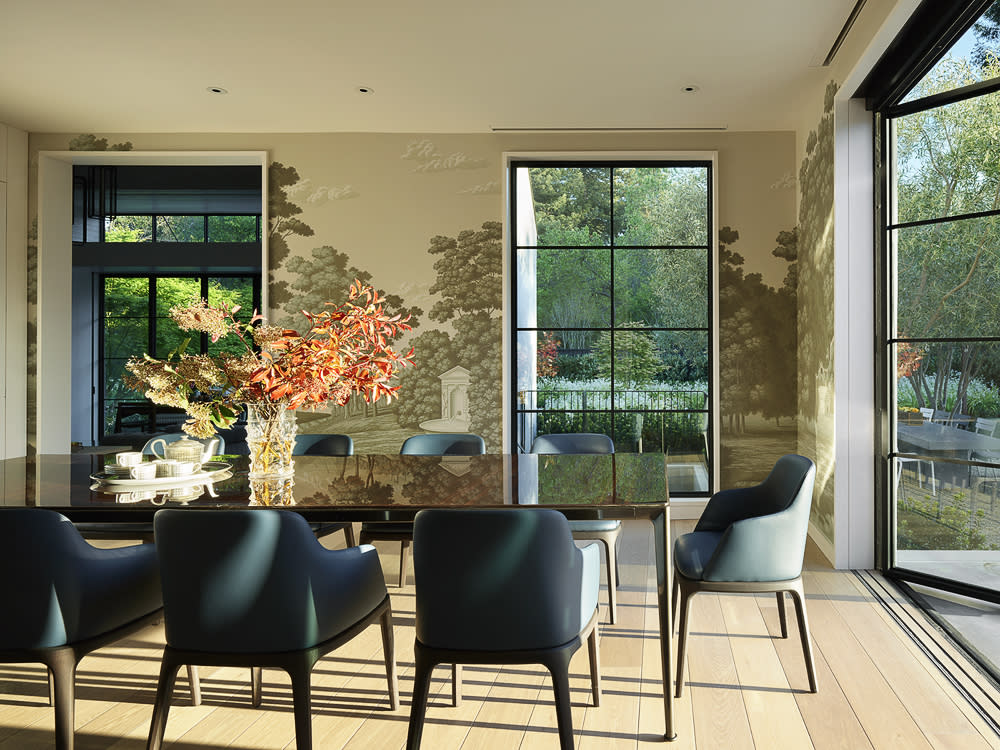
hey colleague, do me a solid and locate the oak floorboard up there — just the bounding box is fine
[719,593,814,749]
[802,569,936,749]
[756,592,874,750]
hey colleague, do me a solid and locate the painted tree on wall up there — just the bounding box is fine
[267,162,315,306]
[718,226,797,432]
[277,245,422,331]
[396,221,503,450]
[797,81,837,421]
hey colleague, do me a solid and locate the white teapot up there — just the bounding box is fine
[149,436,218,469]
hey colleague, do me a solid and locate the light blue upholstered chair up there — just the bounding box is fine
[530,432,622,623]
[407,508,601,750]
[672,453,818,697]
[0,509,163,750]
[147,509,398,750]
[359,433,487,587]
[291,433,357,547]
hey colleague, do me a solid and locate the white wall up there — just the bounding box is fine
[1,122,28,460]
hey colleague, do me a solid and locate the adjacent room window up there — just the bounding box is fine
[510,160,714,494]
[103,214,261,243]
[101,274,260,436]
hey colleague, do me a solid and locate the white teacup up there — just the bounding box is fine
[115,451,144,467]
[154,459,176,478]
[167,461,196,478]
[129,463,157,480]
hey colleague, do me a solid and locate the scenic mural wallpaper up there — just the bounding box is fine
[26,129,799,489]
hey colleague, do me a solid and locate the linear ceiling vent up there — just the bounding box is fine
[821,0,868,67]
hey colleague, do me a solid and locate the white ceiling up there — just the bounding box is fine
[0,0,863,134]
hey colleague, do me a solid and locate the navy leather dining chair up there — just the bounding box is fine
[530,432,623,623]
[672,454,818,697]
[359,433,486,586]
[291,433,357,547]
[0,509,163,750]
[407,508,601,750]
[147,509,398,750]
[292,433,354,457]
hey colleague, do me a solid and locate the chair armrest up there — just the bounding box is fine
[578,542,601,626]
[702,508,806,582]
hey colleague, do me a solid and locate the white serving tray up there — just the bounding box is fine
[90,461,232,489]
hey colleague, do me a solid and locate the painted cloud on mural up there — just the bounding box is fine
[286,178,360,203]
[401,139,488,172]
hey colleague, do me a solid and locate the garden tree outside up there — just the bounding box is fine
[895,54,1000,418]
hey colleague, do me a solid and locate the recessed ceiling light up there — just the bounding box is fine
[206,86,228,95]
[681,85,700,93]
[357,86,375,94]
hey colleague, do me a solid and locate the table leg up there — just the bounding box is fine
[652,506,676,741]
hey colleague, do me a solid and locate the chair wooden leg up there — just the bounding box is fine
[287,658,315,750]
[602,537,618,624]
[251,666,263,707]
[398,540,411,588]
[672,574,680,630]
[406,645,435,750]
[47,649,77,750]
[379,605,399,710]
[587,620,602,707]
[788,581,818,693]
[613,534,621,588]
[344,523,357,548]
[147,653,181,750]
[545,648,577,750]
[187,664,201,706]
[675,583,693,698]
[776,591,788,638]
[452,663,463,707]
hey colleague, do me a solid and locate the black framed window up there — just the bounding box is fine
[868,0,1000,681]
[100,274,260,437]
[510,161,714,496]
[102,214,261,243]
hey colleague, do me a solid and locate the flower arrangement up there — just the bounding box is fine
[124,280,414,438]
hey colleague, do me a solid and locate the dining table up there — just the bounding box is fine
[0,450,678,741]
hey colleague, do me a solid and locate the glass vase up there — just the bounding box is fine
[245,401,297,478]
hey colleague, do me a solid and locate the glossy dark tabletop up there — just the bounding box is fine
[1,453,670,522]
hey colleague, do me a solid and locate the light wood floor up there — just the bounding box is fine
[2,520,999,749]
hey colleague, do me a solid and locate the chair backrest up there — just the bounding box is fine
[141,432,225,456]
[0,509,160,648]
[530,433,614,455]
[413,508,589,651]
[400,433,486,456]
[976,418,999,437]
[695,454,815,582]
[292,433,354,456]
[154,509,338,652]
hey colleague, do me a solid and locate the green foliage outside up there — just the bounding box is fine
[103,275,253,430]
[104,215,258,243]
[898,492,998,551]
[895,52,1000,417]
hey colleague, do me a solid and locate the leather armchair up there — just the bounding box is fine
[530,432,622,623]
[0,509,163,750]
[672,453,819,697]
[407,508,601,750]
[147,509,398,750]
